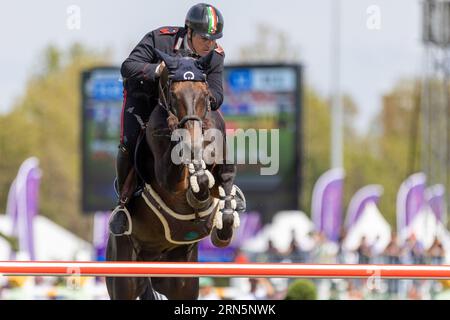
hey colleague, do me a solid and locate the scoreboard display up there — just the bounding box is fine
[222,65,302,220]
[81,68,123,212]
[81,65,302,218]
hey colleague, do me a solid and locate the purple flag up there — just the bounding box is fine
[312,168,345,242]
[425,184,446,224]
[345,185,383,229]
[199,211,262,262]
[93,211,111,261]
[6,179,18,258]
[6,157,42,260]
[396,172,426,234]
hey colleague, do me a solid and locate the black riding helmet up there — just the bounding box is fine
[185,3,224,40]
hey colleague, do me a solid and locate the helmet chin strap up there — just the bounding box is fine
[187,29,200,56]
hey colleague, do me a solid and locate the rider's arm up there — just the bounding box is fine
[121,32,160,83]
[206,52,224,111]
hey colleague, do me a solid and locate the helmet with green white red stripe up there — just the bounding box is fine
[185,3,224,40]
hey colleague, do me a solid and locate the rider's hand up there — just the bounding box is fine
[209,95,218,111]
[155,61,166,77]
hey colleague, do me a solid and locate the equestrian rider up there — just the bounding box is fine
[110,3,227,236]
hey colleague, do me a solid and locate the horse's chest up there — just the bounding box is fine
[132,185,219,247]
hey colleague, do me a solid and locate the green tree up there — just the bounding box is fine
[285,279,317,300]
[0,43,110,240]
[341,80,422,227]
[361,79,421,226]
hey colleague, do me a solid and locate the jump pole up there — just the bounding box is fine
[1,262,450,279]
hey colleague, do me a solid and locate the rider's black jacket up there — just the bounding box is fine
[121,26,224,110]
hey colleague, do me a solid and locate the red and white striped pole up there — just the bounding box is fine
[1,261,450,279]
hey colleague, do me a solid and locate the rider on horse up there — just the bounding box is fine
[111,3,243,236]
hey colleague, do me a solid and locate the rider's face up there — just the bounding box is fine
[190,31,216,56]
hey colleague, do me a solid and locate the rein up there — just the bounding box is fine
[156,76,210,134]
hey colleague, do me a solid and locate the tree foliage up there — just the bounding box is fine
[237,25,422,228]
[0,44,110,240]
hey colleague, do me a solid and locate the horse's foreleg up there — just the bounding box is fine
[210,162,240,247]
[105,234,147,300]
[152,244,199,300]
[207,111,241,247]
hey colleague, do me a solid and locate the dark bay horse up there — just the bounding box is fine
[106,49,244,300]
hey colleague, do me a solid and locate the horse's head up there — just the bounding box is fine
[153,48,214,161]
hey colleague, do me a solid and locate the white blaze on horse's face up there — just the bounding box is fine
[171,81,209,162]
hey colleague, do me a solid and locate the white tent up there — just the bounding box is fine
[400,207,450,264]
[0,214,93,261]
[343,202,391,253]
[242,210,315,253]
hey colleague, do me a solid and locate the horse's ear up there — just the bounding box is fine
[152,47,178,70]
[196,49,215,71]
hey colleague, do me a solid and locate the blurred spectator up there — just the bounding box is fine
[407,284,422,300]
[198,277,220,300]
[403,234,425,264]
[234,278,275,300]
[427,236,445,265]
[234,248,249,263]
[426,237,446,297]
[384,232,402,264]
[266,239,282,262]
[370,235,385,263]
[383,232,402,298]
[402,234,426,297]
[229,248,253,296]
[356,236,372,264]
[336,229,347,264]
[311,232,336,264]
[287,230,309,263]
[345,282,363,300]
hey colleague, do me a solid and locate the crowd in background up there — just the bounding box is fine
[0,231,448,300]
[0,276,109,300]
[222,230,449,300]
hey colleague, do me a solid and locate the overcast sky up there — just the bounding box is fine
[0,0,423,131]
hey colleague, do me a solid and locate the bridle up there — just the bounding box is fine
[157,74,211,130]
